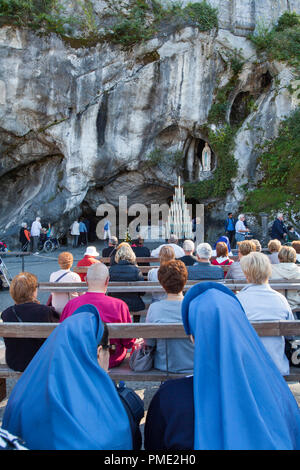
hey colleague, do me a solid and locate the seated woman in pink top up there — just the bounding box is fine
[61,263,135,368]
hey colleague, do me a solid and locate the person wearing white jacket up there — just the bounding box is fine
[70,220,80,247]
[151,234,185,259]
[270,246,300,310]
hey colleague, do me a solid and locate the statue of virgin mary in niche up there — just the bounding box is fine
[202,142,211,172]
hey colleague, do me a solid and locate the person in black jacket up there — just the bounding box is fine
[1,272,59,371]
[109,243,145,322]
[131,237,150,266]
[271,213,288,242]
[179,240,197,266]
[102,236,118,263]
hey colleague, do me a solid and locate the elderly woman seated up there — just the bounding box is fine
[145,260,194,374]
[148,245,175,303]
[270,246,300,310]
[226,240,256,280]
[109,242,145,321]
[268,239,282,264]
[1,272,59,371]
[237,252,294,376]
[49,251,81,314]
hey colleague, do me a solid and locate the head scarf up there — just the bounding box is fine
[3,305,132,450]
[213,235,231,253]
[182,282,300,450]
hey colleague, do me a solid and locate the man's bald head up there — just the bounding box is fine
[86,262,109,292]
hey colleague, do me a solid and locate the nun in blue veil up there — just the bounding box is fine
[213,235,232,255]
[145,282,300,450]
[2,305,133,450]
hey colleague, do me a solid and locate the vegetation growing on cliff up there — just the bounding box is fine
[0,0,74,34]
[0,0,218,47]
[242,107,300,218]
[249,11,300,73]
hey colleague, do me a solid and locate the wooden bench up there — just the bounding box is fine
[0,321,300,401]
[38,280,300,294]
[73,263,233,278]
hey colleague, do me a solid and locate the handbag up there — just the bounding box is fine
[129,339,155,372]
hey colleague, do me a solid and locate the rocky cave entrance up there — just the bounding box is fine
[183,136,216,182]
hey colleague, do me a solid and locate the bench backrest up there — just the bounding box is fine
[1,321,300,339]
[38,279,300,293]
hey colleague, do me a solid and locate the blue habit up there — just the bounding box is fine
[182,282,300,450]
[213,235,232,253]
[3,305,132,450]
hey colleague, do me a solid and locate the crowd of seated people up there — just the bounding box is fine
[1,237,300,450]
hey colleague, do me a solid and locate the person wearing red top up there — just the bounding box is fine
[60,262,135,368]
[211,242,234,278]
[77,246,100,281]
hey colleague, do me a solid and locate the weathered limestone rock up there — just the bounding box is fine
[0,0,299,244]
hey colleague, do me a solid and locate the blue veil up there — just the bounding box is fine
[213,235,231,253]
[3,305,132,450]
[182,282,300,450]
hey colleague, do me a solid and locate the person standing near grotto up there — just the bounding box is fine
[30,217,42,254]
[224,213,236,245]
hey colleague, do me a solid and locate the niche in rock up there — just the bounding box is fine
[260,71,272,91]
[230,91,254,126]
[183,137,216,182]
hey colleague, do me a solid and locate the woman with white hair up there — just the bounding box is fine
[235,214,250,245]
[19,222,30,251]
[237,251,294,376]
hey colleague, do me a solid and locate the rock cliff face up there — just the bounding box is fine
[0,0,299,244]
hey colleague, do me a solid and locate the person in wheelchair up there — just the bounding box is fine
[39,224,59,252]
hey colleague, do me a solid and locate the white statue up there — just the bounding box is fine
[202,142,211,172]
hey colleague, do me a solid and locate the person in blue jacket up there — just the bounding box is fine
[2,305,137,450]
[224,212,236,245]
[144,282,300,450]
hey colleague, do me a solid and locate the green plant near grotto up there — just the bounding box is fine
[249,11,300,73]
[242,107,300,218]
